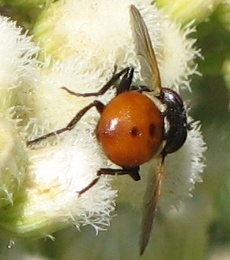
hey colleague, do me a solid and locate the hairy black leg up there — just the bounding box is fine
[61,67,134,97]
[27,100,105,146]
[77,166,141,196]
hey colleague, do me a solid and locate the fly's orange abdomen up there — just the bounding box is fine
[96,91,163,167]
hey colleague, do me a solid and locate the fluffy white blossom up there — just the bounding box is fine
[0,0,206,239]
[0,15,38,210]
[8,129,116,236]
[0,16,39,90]
[29,0,206,209]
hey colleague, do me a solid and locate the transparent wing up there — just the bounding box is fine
[139,158,164,256]
[129,5,162,96]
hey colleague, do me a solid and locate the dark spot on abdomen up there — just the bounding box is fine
[130,126,139,137]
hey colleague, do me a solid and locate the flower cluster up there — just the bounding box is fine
[0,0,206,239]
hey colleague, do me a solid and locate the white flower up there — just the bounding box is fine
[0,15,39,90]
[0,0,206,239]
[5,129,116,236]
[33,0,200,91]
[0,15,38,209]
[30,0,206,209]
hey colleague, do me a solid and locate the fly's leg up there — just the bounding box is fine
[27,100,105,146]
[77,166,140,196]
[61,67,134,97]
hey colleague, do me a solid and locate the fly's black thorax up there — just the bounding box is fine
[161,88,188,157]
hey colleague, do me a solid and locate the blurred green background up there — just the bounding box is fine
[0,1,230,259]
